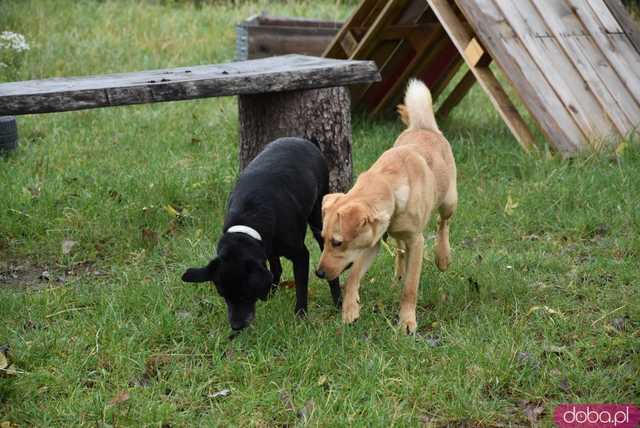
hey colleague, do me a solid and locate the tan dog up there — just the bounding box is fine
[315,79,457,333]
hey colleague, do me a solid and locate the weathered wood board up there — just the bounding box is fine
[236,15,342,60]
[452,0,640,153]
[323,0,466,116]
[328,0,640,154]
[0,55,379,115]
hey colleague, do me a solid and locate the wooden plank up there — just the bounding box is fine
[587,0,625,32]
[351,24,438,40]
[464,37,491,67]
[603,0,640,54]
[251,16,343,29]
[0,55,381,116]
[371,26,447,115]
[245,25,340,59]
[373,23,441,40]
[348,0,432,109]
[348,0,410,60]
[497,0,619,140]
[452,0,584,153]
[569,0,640,105]
[351,40,402,105]
[428,0,539,152]
[530,0,640,136]
[436,68,476,118]
[323,0,382,58]
[340,31,359,56]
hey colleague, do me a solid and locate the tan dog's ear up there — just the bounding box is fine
[339,203,391,244]
[322,193,344,217]
[338,203,368,242]
[397,104,409,126]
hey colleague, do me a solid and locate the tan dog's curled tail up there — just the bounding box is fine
[400,79,440,133]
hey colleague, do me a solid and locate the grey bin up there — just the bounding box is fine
[0,116,18,153]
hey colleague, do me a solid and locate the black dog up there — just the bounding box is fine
[182,137,341,331]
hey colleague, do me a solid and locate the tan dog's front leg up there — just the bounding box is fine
[394,239,407,282]
[399,233,425,334]
[342,243,380,324]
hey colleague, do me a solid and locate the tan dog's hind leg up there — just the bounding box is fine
[342,243,380,324]
[399,233,425,334]
[435,191,457,272]
[435,216,451,272]
[394,239,407,282]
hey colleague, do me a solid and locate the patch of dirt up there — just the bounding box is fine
[0,259,105,291]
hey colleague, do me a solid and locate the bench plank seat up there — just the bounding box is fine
[0,55,379,115]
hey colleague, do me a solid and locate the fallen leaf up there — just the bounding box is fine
[25,185,41,199]
[543,345,567,355]
[280,391,296,413]
[39,270,50,281]
[108,390,130,405]
[0,345,9,370]
[141,228,158,246]
[62,239,77,255]
[280,280,296,289]
[208,388,231,399]
[420,414,435,427]
[418,335,442,347]
[176,310,191,320]
[317,375,327,386]
[615,141,628,157]
[297,400,315,421]
[527,305,564,318]
[504,195,519,216]
[137,354,171,386]
[521,402,544,427]
[108,190,121,201]
[1,421,18,428]
[163,204,180,218]
[611,317,627,331]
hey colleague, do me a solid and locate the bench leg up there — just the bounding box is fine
[238,86,352,193]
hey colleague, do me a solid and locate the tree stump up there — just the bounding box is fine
[238,86,352,192]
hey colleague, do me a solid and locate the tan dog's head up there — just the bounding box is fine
[316,193,389,281]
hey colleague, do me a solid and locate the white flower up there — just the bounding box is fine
[0,31,30,52]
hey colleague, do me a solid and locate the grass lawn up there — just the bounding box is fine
[1,1,639,426]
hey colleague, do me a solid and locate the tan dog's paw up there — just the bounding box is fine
[399,311,417,334]
[435,251,450,272]
[342,301,360,324]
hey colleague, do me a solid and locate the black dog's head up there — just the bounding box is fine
[181,233,272,331]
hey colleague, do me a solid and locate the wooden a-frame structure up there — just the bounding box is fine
[324,0,640,155]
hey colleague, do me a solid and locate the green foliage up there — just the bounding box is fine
[1,1,639,426]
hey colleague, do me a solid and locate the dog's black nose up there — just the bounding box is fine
[230,319,248,331]
[315,269,326,279]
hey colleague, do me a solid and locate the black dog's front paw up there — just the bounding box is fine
[295,306,308,318]
[329,279,342,309]
[333,295,343,309]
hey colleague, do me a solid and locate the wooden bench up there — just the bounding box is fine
[0,54,380,191]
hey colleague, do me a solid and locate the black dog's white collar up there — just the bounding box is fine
[227,225,262,241]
